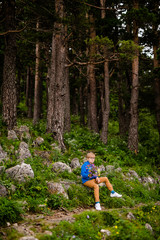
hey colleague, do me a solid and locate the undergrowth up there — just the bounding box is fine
[0,113,160,239]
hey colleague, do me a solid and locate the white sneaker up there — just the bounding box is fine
[110,192,122,198]
[95,203,102,211]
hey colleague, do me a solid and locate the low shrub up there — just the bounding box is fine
[0,198,23,226]
[47,194,71,210]
[67,184,94,207]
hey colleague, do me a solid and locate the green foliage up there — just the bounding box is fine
[47,194,71,210]
[26,196,42,213]
[64,123,105,152]
[0,198,23,226]
[86,36,114,49]
[67,184,94,207]
[57,170,78,181]
[118,40,143,60]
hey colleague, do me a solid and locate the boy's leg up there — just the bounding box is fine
[99,177,113,191]
[83,179,100,202]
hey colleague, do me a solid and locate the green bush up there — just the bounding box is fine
[0,198,23,226]
[67,184,94,207]
[47,194,71,210]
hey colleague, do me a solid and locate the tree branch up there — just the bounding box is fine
[0,25,27,36]
[84,2,116,11]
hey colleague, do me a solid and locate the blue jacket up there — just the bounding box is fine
[81,161,97,184]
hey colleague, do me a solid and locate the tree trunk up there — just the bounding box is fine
[64,53,71,132]
[100,60,110,144]
[26,67,34,118]
[79,86,85,125]
[47,0,67,150]
[118,67,131,136]
[2,0,17,129]
[87,14,99,133]
[33,20,42,125]
[128,0,139,152]
[153,8,160,147]
[154,45,160,140]
[100,0,110,144]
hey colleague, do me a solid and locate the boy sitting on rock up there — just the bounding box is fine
[81,152,122,210]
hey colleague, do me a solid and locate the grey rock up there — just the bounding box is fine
[115,167,122,172]
[6,163,34,183]
[0,184,8,196]
[7,130,18,140]
[60,180,78,190]
[145,223,153,232]
[99,165,105,172]
[18,142,32,161]
[19,237,38,240]
[129,170,139,178]
[52,161,72,173]
[105,165,115,172]
[100,229,111,236]
[47,182,68,199]
[0,145,8,162]
[34,137,44,146]
[70,158,80,169]
[127,212,136,220]
[141,176,155,185]
[43,230,52,236]
[99,182,106,187]
[14,125,31,140]
[50,143,61,151]
[10,184,16,193]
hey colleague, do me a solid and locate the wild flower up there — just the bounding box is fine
[86,164,99,178]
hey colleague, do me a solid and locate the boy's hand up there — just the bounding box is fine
[96,177,100,183]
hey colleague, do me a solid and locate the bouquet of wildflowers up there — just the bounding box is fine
[86,164,100,178]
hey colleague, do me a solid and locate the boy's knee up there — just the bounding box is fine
[94,184,99,189]
[104,177,109,182]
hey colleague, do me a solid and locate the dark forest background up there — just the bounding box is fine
[0,0,160,159]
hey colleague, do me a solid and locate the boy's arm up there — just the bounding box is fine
[81,163,89,179]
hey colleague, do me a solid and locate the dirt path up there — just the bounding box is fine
[1,202,159,239]
[0,207,93,239]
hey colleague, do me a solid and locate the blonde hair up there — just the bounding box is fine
[86,152,95,158]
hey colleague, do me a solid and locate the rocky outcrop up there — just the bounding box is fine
[5,163,34,183]
[7,130,18,140]
[0,145,8,163]
[0,184,8,197]
[18,142,32,161]
[51,162,72,173]
[33,137,44,146]
[70,158,80,169]
[47,182,68,199]
[14,125,31,141]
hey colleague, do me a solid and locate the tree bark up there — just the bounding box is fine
[154,45,160,140]
[47,0,67,150]
[26,67,34,118]
[33,20,42,125]
[128,0,139,152]
[64,53,71,132]
[100,60,110,144]
[118,66,131,136]
[100,0,110,144]
[87,14,99,133]
[153,3,160,147]
[2,0,17,129]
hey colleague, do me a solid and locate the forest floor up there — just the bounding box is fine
[1,202,160,240]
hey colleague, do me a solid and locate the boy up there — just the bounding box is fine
[81,152,122,210]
